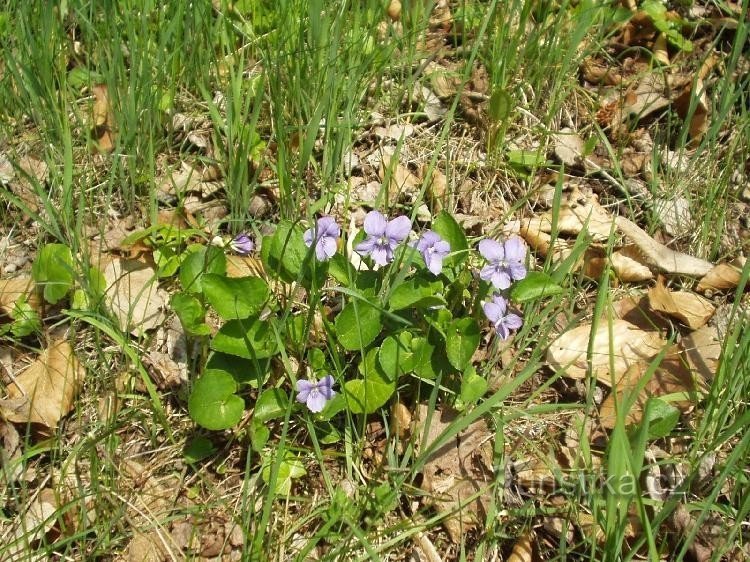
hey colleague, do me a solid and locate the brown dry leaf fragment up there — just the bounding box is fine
[225,255,266,279]
[127,531,166,562]
[583,245,654,283]
[621,73,671,123]
[0,276,40,315]
[387,0,401,21]
[8,155,49,214]
[615,216,713,277]
[598,350,698,429]
[519,217,573,262]
[673,77,709,144]
[415,405,494,543]
[91,84,115,153]
[680,323,722,381]
[381,155,421,201]
[0,341,84,428]
[425,165,447,213]
[670,504,713,562]
[697,263,743,293]
[547,319,668,385]
[0,420,23,482]
[102,258,167,336]
[391,401,412,439]
[5,488,59,559]
[652,33,670,65]
[507,531,534,562]
[648,277,715,329]
[653,196,692,237]
[552,128,585,168]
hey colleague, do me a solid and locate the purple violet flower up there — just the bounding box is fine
[296,375,336,413]
[482,294,523,340]
[478,236,527,290]
[230,233,255,255]
[304,216,341,261]
[415,230,450,275]
[355,210,411,266]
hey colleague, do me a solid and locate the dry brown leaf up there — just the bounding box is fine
[425,165,447,213]
[598,350,697,429]
[0,276,40,315]
[0,341,84,428]
[225,255,266,279]
[697,263,743,293]
[127,531,166,562]
[547,319,667,385]
[680,323,722,381]
[391,401,411,439]
[91,84,115,153]
[4,488,59,560]
[102,258,167,336]
[0,420,23,482]
[615,215,713,277]
[622,73,671,123]
[583,245,654,282]
[415,405,494,543]
[648,277,715,329]
[507,531,534,562]
[519,217,573,262]
[8,155,49,214]
[381,155,421,200]
[652,32,670,65]
[552,128,585,168]
[673,77,709,144]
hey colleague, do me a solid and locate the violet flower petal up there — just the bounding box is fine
[363,211,387,236]
[478,239,505,262]
[385,215,412,242]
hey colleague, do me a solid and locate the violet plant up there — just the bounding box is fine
[174,209,560,435]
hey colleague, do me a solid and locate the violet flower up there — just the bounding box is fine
[482,294,523,340]
[478,236,527,290]
[296,375,336,413]
[304,216,340,261]
[415,230,450,275]
[230,233,255,255]
[355,210,411,266]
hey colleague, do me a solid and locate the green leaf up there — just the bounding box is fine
[432,211,469,269]
[254,388,289,423]
[153,246,182,278]
[510,271,565,303]
[488,87,512,122]
[261,220,308,283]
[188,371,245,430]
[388,277,445,311]
[183,436,216,463]
[250,418,270,452]
[507,149,548,169]
[445,318,480,371]
[171,292,211,336]
[411,335,439,379]
[334,298,382,351]
[344,349,396,414]
[9,297,41,337]
[378,332,414,379]
[31,244,74,304]
[460,369,488,405]
[179,245,226,294]
[202,274,269,320]
[211,318,279,360]
[262,453,307,496]
[328,253,355,286]
[205,352,270,387]
[642,397,680,440]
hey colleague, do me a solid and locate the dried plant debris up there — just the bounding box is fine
[415,405,494,543]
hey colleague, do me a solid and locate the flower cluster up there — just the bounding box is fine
[292,213,528,412]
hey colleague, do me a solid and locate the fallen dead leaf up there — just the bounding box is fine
[225,255,266,279]
[583,245,654,283]
[697,263,743,293]
[547,319,668,385]
[673,77,709,145]
[415,405,494,543]
[4,488,59,560]
[0,420,23,483]
[102,258,167,336]
[0,340,84,428]
[552,128,585,168]
[507,531,534,562]
[424,165,447,213]
[91,84,116,153]
[391,401,412,439]
[653,196,692,237]
[648,277,715,329]
[680,323,722,381]
[615,215,713,277]
[0,276,40,315]
[621,73,671,123]
[380,154,421,201]
[127,531,166,562]
[598,349,698,429]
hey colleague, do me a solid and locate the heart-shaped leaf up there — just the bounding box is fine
[171,292,211,336]
[335,298,382,351]
[202,274,269,320]
[31,244,74,305]
[510,271,564,303]
[388,277,445,311]
[211,318,279,360]
[445,317,480,371]
[344,349,395,414]
[179,245,226,294]
[254,388,289,423]
[188,371,244,430]
[379,332,414,378]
